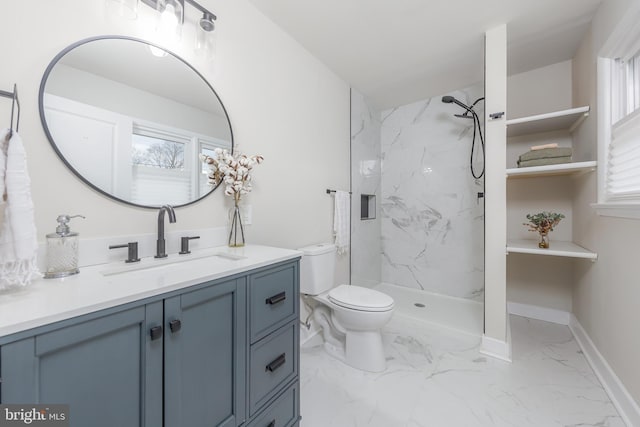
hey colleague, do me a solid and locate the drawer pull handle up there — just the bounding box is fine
[150,326,163,340]
[266,292,286,305]
[267,420,275,427]
[266,353,286,372]
[169,319,182,333]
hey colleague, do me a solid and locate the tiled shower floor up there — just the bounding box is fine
[299,314,624,427]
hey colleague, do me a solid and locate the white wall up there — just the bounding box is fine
[507,60,573,119]
[571,0,640,406]
[0,0,350,282]
[484,24,508,344]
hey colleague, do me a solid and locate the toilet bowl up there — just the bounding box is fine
[299,243,394,372]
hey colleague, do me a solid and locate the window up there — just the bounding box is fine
[595,10,640,219]
[131,125,192,206]
[612,51,640,123]
[198,139,230,196]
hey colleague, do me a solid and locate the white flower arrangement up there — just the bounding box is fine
[200,148,264,203]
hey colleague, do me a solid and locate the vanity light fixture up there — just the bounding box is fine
[139,0,217,45]
[195,11,216,56]
[156,0,184,39]
[199,12,215,32]
[105,0,139,19]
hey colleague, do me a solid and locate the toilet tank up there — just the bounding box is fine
[298,243,336,295]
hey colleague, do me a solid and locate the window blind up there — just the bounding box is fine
[607,110,640,199]
[132,164,191,206]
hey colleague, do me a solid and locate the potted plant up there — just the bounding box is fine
[523,211,565,248]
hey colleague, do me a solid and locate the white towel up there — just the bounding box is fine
[0,129,40,289]
[333,190,350,255]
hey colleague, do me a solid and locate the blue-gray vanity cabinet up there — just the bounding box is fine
[164,277,246,427]
[0,302,164,427]
[0,258,300,427]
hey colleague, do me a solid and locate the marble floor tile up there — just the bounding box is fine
[300,315,624,427]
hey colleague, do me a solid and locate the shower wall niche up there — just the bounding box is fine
[351,85,485,301]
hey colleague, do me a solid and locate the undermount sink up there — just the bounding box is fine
[100,251,247,276]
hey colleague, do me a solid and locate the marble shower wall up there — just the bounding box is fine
[380,85,485,300]
[350,89,381,288]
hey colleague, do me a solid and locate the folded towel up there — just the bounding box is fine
[531,143,559,151]
[519,147,573,162]
[333,191,350,255]
[0,129,40,289]
[518,156,572,168]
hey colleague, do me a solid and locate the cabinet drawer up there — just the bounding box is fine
[247,383,299,427]
[249,323,298,415]
[249,263,298,342]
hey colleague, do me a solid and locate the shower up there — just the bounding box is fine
[442,95,485,179]
[348,87,485,337]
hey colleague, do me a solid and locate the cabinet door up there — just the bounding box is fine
[0,302,163,427]
[164,278,246,427]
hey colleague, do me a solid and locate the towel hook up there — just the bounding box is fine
[10,84,20,133]
[0,84,20,137]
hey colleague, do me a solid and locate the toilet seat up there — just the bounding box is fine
[328,285,394,312]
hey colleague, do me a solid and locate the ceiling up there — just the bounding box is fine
[248,0,603,109]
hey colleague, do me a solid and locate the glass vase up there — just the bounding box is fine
[228,200,245,247]
[538,232,549,249]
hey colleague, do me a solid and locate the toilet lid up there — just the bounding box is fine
[328,285,394,312]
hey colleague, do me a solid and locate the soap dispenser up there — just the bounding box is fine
[44,214,85,279]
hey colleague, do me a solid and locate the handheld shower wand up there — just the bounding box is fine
[441,95,485,179]
[441,95,473,112]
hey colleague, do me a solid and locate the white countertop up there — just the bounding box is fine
[0,245,301,338]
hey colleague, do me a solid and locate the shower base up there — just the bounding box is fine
[375,283,483,336]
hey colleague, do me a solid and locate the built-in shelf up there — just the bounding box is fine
[507,239,597,260]
[506,106,590,137]
[506,161,597,178]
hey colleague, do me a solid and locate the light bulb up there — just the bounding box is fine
[148,45,168,57]
[105,0,138,19]
[161,4,178,29]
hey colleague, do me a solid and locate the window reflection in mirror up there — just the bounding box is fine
[40,36,233,208]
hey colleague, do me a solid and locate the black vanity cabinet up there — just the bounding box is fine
[0,259,300,427]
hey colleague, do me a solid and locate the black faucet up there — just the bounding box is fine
[155,205,176,258]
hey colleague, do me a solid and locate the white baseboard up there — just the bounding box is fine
[507,301,571,325]
[480,317,512,363]
[300,327,322,347]
[569,314,640,427]
[480,335,511,362]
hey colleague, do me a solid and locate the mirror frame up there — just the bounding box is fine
[39,35,234,209]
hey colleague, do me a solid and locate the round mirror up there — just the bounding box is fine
[39,36,233,208]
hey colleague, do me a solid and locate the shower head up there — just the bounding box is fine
[441,95,473,112]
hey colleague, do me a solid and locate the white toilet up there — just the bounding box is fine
[299,243,394,372]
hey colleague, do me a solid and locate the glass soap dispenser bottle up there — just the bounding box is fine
[44,214,85,279]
